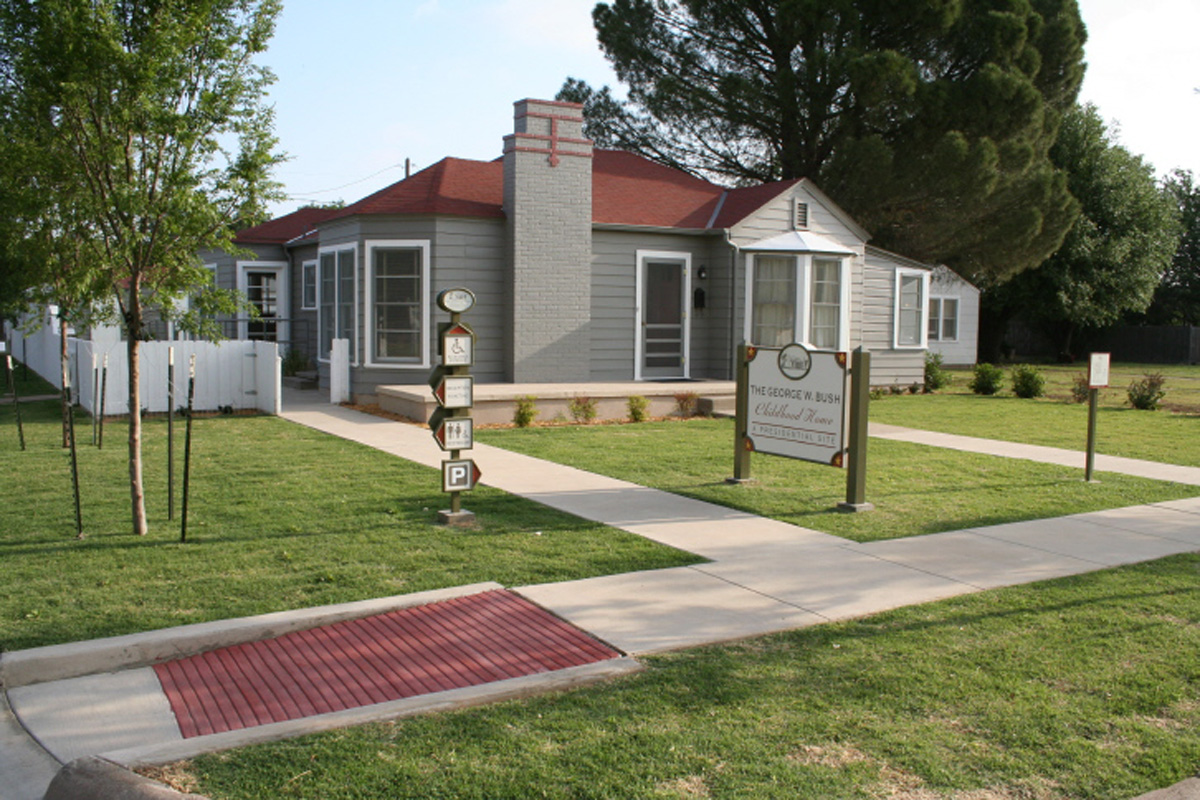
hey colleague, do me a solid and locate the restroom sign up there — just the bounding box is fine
[443,459,481,493]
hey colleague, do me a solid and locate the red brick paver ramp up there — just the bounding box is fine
[153,589,621,738]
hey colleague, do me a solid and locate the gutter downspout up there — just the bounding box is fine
[726,229,740,381]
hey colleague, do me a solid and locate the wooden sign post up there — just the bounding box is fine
[429,288,481,525]
[1085,352,1110,483]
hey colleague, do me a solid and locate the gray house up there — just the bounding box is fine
[205,98,935,401]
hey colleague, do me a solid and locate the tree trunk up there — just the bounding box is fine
[127,291,148,536]
[59,317,70,448]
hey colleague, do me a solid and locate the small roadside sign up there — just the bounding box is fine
[1089,352,1110,388]
[441,323,474,367]
[431,411,473,451]
[433,374,473,409]
[442,459,482,493]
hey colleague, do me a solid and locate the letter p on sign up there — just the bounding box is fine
[442,459,481,493]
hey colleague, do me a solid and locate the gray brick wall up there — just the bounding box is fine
[502,99,593,382]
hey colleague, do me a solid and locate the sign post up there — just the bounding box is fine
[430,288,481,525]
[838,347,873,512]
[730,342,871,511]
[1085,352,1110,482]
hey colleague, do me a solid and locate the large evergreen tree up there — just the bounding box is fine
[561,0,1086,280]
[0,0,283,535]
[981,104,1180,357]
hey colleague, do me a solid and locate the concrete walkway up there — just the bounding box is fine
[2,393,1198,800]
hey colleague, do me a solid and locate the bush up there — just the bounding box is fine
[1071,373,1090,404]
[969,363,1005,395]
[568,395,598,424]
[513,395,539,427]
[888,383,904,395]
[924,353,952,392]
[869,387,885,401]
[281,348,309,377]
[627,395,649,423]
[1010,364,1045,399]
[1127,373,1167,410]
[673,391,698,417]
[908,382,922,395]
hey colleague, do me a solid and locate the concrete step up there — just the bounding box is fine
[698,395,737,417]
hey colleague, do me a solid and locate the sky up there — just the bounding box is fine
[260,0,1200,218]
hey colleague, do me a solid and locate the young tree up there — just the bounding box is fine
[982,104,1181,357]
[1,0,284,535]
[561,0,1086,281]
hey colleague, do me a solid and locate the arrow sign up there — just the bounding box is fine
[442,459,481,492]
[433,374,473,409]
[441,322,474,367]
[431,410,473,451]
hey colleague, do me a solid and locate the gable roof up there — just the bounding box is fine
[234,206,341,245]
[330,158,505,221]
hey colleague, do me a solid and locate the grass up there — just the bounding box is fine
[3,356,58,397]
[476,418,1196,542]
[184,554,1200,800]
[873,363,1200,467]
[0,400,697,652]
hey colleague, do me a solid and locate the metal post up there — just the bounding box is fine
[180,355,196,543]
[168,347,175,520]
[65,372,83,537]
[6,354,25,451]
[728,343,753,483]
[91,355,99,446]
[98,355,108,450]
[1085,387,1099,482]
[838,347,873,513]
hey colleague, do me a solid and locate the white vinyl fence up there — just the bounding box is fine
[5,316,281,416]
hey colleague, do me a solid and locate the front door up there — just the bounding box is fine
[245,271,279,341]
[640,259,688,379]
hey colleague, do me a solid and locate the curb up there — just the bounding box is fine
[0,582,503,689]
[43,756,208,800]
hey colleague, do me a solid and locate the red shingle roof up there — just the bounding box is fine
[330,158,505,221]
[263,149,803,235]
[234,206,341,245]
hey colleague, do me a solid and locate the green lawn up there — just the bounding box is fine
[2,356,58,397]
[477,418,1196,542]
[873,363,1200,467]
[184,554,1200,800]
[0,401,697,651]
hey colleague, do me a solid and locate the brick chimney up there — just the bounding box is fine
[502,99,593,382]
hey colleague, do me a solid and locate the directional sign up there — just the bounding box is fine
[1088,352,1111,388]
[433,375,473,409]
[431,410,473,451]
[441,323,474,367]
[442,459,482,492]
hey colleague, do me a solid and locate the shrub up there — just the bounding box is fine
[869,387,885,401]
[627,395,649,423]
[969,363,1004,395]
[1127,373,1167,410]
[908,382,922,395]
[924,352,952,392]
[1010,364,1045,399]
[281,348,309,377]
[513,395,539,427]
[673,391,698,417]
[568,395,598,424]
[888,383,904,395]
[1071,373,1090,404]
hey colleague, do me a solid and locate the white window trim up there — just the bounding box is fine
[316,244,359,366]
[929,296,959,342]
[363,239,432,369]
[300,259,317,311]
[235,260,288,344]
[893,268,930,349]
[743,252,849,351]
[634,250,692,381]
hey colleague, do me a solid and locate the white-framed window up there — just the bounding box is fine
[364,240,430,368]
[301,260,317,310]
[236,261,287,343]
[746,253,849,350]
[318,245,357,362]
[928,296,959,342]
[894,268,930,348]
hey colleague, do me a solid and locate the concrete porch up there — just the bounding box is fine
[377,380,738,425]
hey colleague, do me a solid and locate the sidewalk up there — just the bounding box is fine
[3,395,1198,800]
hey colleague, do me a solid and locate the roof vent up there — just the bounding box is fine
[793,200,809,230]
